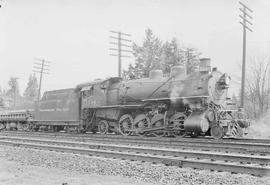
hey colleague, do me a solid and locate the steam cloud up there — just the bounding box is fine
[246,113,270,139]
[170,85,184,104]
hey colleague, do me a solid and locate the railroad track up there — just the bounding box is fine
[0,135,269,176]
[1,131,269,156]
[2,130,270,144]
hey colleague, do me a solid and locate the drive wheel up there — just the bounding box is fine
[153,130,166,137]
[133,114,150,136]
[119,114,133,136]
[98,120,109,135]
[151,114,166,137]
[211,125,224,139]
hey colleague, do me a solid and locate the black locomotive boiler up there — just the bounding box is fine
[0,58,248,139]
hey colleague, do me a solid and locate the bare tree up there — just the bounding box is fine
[245,58,270,119]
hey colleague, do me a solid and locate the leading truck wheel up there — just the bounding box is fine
[230,123,244,138]
[210,125,224,139]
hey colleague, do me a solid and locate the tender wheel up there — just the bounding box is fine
[6,123,11,131]
[210,125,224,139]
[0,123,5,131]
[119,114,133,136]
[98,120,109,135]
[22,124,30,131]
[53,126,61,132]
[64,126,71,133]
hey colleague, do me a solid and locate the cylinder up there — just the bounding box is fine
[205,110,215,122]
[184,113,209,133]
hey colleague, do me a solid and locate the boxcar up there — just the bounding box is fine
[33,88,80,129]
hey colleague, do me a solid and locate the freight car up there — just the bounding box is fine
[0,58,249,139]
[0,88,81,131]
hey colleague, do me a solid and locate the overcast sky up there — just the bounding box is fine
[0,0,270,96]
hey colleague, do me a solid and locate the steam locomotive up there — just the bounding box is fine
[0,58,248,139]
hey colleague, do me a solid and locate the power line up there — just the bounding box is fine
[33,58,51,102]
[239,1,253,108]
[248,41,270,44]
[109,31,132,78]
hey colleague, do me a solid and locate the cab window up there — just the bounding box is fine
[83,87,94,97]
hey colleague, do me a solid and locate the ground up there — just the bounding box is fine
[0,158,153,185]
[0,145,269,185]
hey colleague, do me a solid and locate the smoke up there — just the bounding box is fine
[170,85,184,104]
[246,113,270,139]
[170,86,179,102]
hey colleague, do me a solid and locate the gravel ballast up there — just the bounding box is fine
[0,145,269,185]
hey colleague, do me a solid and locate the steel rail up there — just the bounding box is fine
[0,139,269,176]
[1,136,269,165]
[1,130,269,145]
[0,132,269,156]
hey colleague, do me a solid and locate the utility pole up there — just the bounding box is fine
[33,58,51,102]
[109,31,132,78]
[239,1,253,108]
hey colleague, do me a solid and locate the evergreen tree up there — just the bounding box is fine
[162,38,185,74]
[23,74,38,101]
[6,77,20,98]
[123,28,163,79]
[184,48,201,74]
[123,28,202,79]
[0,87,4,109]
[0,97,4,109]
